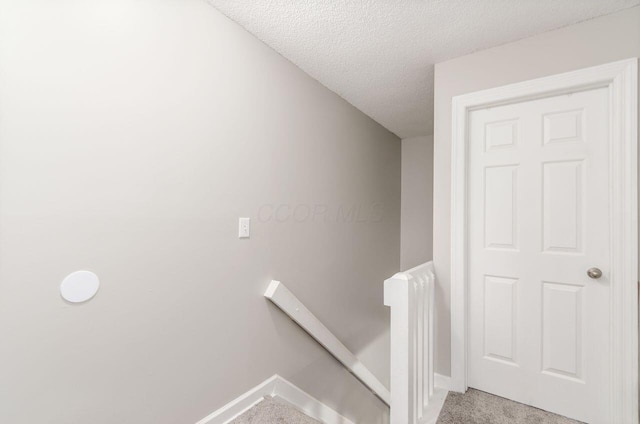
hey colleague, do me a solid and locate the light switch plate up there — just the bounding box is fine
[238,217,250,238]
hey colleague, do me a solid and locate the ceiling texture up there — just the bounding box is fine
[207,0,639,139]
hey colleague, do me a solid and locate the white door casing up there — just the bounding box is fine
[450,59,638,424]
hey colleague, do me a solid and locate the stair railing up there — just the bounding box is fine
[264,280,391,406]
[384,261,436,424]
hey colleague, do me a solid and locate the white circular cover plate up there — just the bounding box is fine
[60,271,100,303]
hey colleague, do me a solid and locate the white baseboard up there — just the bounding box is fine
[434,373,451,391]
[195,375,278,424]
[272,376,355,424]
[421,387,449,424]
[196,374,355,424]
[407,373,451,424]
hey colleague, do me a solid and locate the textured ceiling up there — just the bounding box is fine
[207,0,639,138]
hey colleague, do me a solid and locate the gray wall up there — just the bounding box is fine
[401,135,434,270]
[433,6,640,376]
[0,1,400,423]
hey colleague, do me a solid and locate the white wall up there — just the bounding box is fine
[433,6,640,376]
[0,1,400,423]
[401,135,433,270]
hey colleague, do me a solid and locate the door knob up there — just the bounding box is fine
[587,267,602,279]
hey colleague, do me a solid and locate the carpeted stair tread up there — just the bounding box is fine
[230,396,321,424]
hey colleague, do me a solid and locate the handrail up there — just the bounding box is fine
[264,280,391,406]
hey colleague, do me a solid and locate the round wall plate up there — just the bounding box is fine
[60,270,100,303]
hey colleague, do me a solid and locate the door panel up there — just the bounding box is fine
[541,281,584,381]
[468,87,610,423]
[542,160,584,253]
[484,166,518,250]
[483,275,518,365]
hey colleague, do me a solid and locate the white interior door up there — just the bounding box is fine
[467,86,610,423]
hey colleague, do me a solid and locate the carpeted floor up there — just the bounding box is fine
[230,396,321,424]
[230,389,582,424]
[436,389,582,424]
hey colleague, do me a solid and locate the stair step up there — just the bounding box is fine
[230,396,322,424]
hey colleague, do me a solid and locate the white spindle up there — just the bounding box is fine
[427,268,435,399]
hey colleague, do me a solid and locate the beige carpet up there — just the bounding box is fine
[230,396,320,424]
[231,388,581,424]
[437,389,583,424]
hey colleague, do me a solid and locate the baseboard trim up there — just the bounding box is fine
[415,373,451,424]
[434,373,451,391]
[196,374,355,424]
[195,375,278,424]
[422,387,449,424]
[273,376,355,424]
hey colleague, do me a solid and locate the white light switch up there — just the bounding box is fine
[238,217,250,238]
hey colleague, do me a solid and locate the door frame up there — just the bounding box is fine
[450,58,638,423]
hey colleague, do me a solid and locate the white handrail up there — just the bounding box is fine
[384,261,436,424]
[264,280,391,406]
